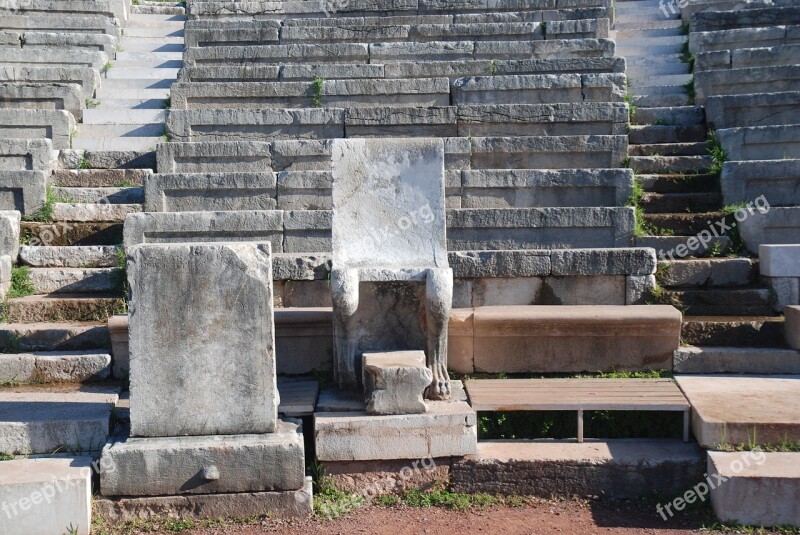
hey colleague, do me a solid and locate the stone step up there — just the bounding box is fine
[122,26,185,39]
[51,169,151,187]
[451,440,703,498]
[629,125,707,144]
[0,384,120,455]
[631,93,692,108]
[4,294,125,323]
[0,457,94,535]
[51,187,144,205]
[682,316,786,348]
[629,85,689,98]
[628,142,709,157]
[20,221,123,247]
[633,106,705,126]
[695,65,800,104]
[127,13,187,27]
[628,155,713,173]
[81,109,168,125]
[636,235,731,259]
[660,288,774,316]
[94,87,170,100]
[25,267,120,295]
[644,211,726,236]
[0,350,111,383]
[97,78,174,90]
[615,19,683,31]
[0,322,110,352]
[114,51,183,63]
[615,27,684,40]
[627,63,691,76]
[70,137,162,152]
[105,67,182,80]
[92,98,170,110]
[452,73,625,105]
[658,258,757,288]
[641,192,722,213]
[118,35,184,48]
[19,245,121,268]
[57,150,156,171]
[131,3,186,15]
[676,375,800,448]
[674,345,800,374]
[629,74,693,89]
[708,452,800,528]
[638,173,718,194]
[618,43,684,56]
[51,203,142,223]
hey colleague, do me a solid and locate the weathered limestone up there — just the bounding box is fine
[0,82,84,120]
[346,106,458,138]
[718,124,800,162]
[740,207,800,253]
[362,351,432,415]
[185,43,369,66]
[0,171,47,215]
[709,452,800,528]
[330,138,453,400]
[184,20,280,47]
[144,173,277,212]
[0,48,108,71]
[695,66,800,103]
[0,210,20,262]
[0,457,94,535]
[315,400,477,461]
[722,159,800,207]
[0,109,75,150]
[451,440,704,498]
[123,211,284,251]
[674,346,800,374]
[8,31,118,54]
[0,254,10,301]
[128,243,278,437]
[690,24,800,55]
[456,102,629,136]
[760,244,800,278]
[0,66,100,101]
[0,351,111,383]
[100,421,306,496]
[3,0,128,21]
[461,168,632,208]
[469,135,628,169]
[0,385,119,454]
[0,138,52,171]
[706,92,800,130]
[452,73,626,104]
[676,375,800,448]
[691,5,800,33]
[787,306,800,350]
[449,305,682,374]
[695,44,800,72]
[0,13,121,36]
[156,141,272,173]
[107,315,128,379]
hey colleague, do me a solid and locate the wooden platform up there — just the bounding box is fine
[465,378,691,442]
[277,378,319,417]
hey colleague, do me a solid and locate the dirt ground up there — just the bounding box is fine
[132,499,782,535]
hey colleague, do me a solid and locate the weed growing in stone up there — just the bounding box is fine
[22,186,58,223]
[8,266,36,299]
[312,76,325,107]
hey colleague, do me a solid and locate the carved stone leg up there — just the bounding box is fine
[331,268,360,391]
[424,268,453,400]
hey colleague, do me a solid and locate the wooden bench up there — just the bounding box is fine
[466,378,691,442]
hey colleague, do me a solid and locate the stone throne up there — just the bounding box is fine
[330,138,454,405]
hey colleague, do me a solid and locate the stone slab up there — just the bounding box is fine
[740,207,800,253]
[107,314,128,379]
[123,211,284,251]
[100,421,305,497]
[0,254,9,300]
[760,244,800,277]
[320,457,451,496]
[675,375,800,448]
[674,346,800,374]
[0,210,20,260]
[156,141,272,174]
[706,92,800,130]
[459,305,681,374]
[128,243,278,437]
[94,477,313,522]
[331,138,448,270]
[788,306,800,350]
[0,66,100,98]
[314,400,477,461]
[0,82,84,120]
[722,159,800,208]
[0,385,119,455]
[0,351,110,384]
[451,440,704,498]
[0,137,52,172]
[144,172,277,212]
[0,170,47,215]
[718,124,800,162]
[0,457,93,535]
[709,451,800,527]
[0,109,74,150]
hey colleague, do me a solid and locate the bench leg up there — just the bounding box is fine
[683,409,690,443]
[577,409,584,443]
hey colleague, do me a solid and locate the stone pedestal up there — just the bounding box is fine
[363,351,431,415]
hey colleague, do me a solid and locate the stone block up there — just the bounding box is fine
[107,315,128,380]
[452,73,625,105]
[345,106,458,138]
[740,207,800,253]
[0,171,48,215]
[543,275,626,305]
[760,245,800,277]
[123,211,284,251]
[284,210,331,253]
[722,159,800,208]
[0,109,74,150]
[184,22,280,48]
[447,207,635,250]
[626,274,657,305]
[0,82,84,120]
[180,65,281,82]
[470,135,627,169]
[473,38,615,59]
[550,247,656,276]
[461,168,632,208]
[469,305,681,374]
[314,400,477,461]
[0,457,93,535]
[767,277,799,312]
[156,141,272,174]
[94,478,313,522]
[363,351,432,415]
[144,172,277,212]
[673,346,800,374]
[719,124,800,161]
[185,43,369,66]
[787,306,800,350]
[0,210,20,261]
[448,249,551,277]
[100,421,305,496]
[276,170,331,210]
[0,66,100,102]
[275,307,333,374]
[709,452,800,527]
[0,254,10,301]
[696,66,800,103]
[128,243,278,437]
[0,138,52,172]
[0,48,108,70]
[281,63,385,81]
[731,43,800,70]
[706,92,800,130]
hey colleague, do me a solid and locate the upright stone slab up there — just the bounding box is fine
[0,210,20,261]
[128,242,278,437]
